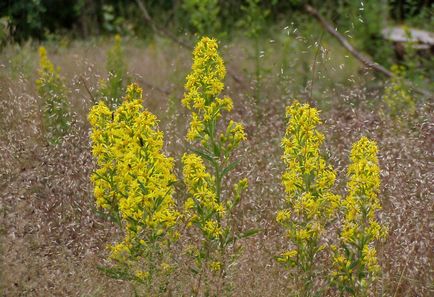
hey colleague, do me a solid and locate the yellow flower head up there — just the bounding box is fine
[383,64,415,117]
[37,46,56,74]
[183,37,226,106]
[279,101,339,240]
[36,46,70,144]
[182,37,237,145]
[332,137,387,291]
[89,83,179,269]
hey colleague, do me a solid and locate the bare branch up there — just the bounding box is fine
[304,4,393,77]
[304,4,432,98]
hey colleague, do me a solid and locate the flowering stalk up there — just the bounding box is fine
[277,101,340,296]
[89,83,179,294]
[181,37,250,295]
[99,34,129,109]
[383,65,415,119]
[36,46,71,144]
[331,137,387,296]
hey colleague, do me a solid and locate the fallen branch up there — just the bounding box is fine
[305,4,392,77]
[304,4,432,98]
[135,0,246,87]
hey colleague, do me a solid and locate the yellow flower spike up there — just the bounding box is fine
[278,101,340,295]
[182,37,239,146]
[383,65,415,118]
[38,46,55,73]
[182,37,250,287]
[89,84,179,291]
[36,46,70,144]
[332,137,387,294]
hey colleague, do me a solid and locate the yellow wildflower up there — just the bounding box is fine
[383,65,415,118]
[181,37,250,284]
[332,137,387,294]
[278,101,339,274]
[36,46,70,144]
[89,83,179,286]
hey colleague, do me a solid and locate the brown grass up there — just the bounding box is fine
[0,36,432,296]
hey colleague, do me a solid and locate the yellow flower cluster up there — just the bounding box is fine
[183,37,226,104]
[181,37,250,287]
[383,64,415,118]
[332,137,387,293]
[36,46,70,144]
[343,137,386,244]
[209,261,222,272]
[182,37,245,148]
[182,153,225,239]
[277,101,340,267]
[36,47,55,75]
[89,83,179,279]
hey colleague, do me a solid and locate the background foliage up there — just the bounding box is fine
[1,1,432,41]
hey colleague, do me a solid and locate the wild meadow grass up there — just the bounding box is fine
[0,33,432,296]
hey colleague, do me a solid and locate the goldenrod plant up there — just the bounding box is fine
[277,101,340,296]
[331,137,387,296]
[383,65,415,119]
[99,34,129,109]
[36,46,71,144]
[181,37,251,295]
[89,84,179,295]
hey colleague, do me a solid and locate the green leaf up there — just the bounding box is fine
[349,257,360,270]
[137,179,149,196]
[237,228,260,239]
[221,160,241,178]
[191,148,216,164]
[97,265,133,281]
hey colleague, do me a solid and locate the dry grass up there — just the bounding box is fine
[0,35,432,296]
